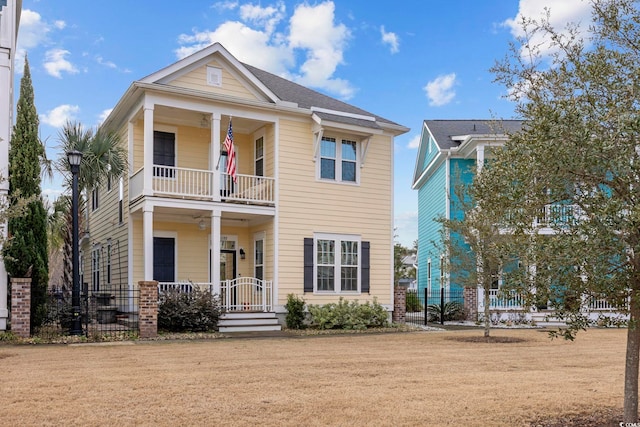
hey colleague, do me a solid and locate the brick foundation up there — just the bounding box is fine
[464,286,478,321]
[138,281,158,338]
[11,278,31,338]
[393,286,407,323]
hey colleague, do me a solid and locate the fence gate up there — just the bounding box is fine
[405,287,465,326]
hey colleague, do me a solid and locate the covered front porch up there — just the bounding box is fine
[130,202,275,313]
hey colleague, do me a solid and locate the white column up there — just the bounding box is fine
[476,145,485,173]
[143,106,154,196]
[143,205,154,281]
[211,210,221,296]
[0,52,9,329]
[211,113,221,201]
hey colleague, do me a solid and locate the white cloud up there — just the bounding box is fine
[98,109,113,125]
[289,1,354,99]
[96,56,117,69]
[40,104,80,128]
[407,135,420,149]
[17,10,51,51]
[54,20,66,30]
[380,26,399,54]
[43,49,79,78]
[213,1,239,12]
[424,73,457,107]
[239,2,285,34]
[502,0,592,58]
[176,0,355,100]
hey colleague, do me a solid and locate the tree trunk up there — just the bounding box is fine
[624,286,640,422]
[483,283,491,338]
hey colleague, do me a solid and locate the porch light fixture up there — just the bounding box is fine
[198,219,206,230]
[67,150,83,335]
[239,248,246,259]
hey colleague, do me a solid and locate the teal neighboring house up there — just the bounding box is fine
[411,120,523,298]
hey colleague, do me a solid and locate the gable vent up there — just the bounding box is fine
[207,66,222,87]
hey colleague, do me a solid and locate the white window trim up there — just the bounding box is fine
[208,234,238,282]
[254,129,265,176]
[427,258,432,289]
[316,135,360,185]
[154,231,178,282]
[254,231,266,281]
[313,232,361,294]
[91,245,102,292]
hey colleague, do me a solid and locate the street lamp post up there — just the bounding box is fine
[67,150,83,335]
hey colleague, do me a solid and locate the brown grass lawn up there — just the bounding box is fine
[0,328,629,426]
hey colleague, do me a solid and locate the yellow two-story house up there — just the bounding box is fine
[82,43,408,331]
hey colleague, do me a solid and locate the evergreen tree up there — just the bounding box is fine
[4,57,49,328]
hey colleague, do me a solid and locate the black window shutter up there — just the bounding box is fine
[303,238,314,293]
[361,241,370,294]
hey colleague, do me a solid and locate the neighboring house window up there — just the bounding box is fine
[118,177,124,224]
[427,259,432,288]
[319,137,358,183]
[79,250,84,291]
[439,255,445,288]
[107,174,112,192]
[91,187,99,211]
[153,131,175,177]
[314,234,360,293]
[255,137,264,177]
[106,240,112,286]
[254,233,264,281]
[91,247,101,291]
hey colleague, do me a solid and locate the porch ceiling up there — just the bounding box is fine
[146,106,268,134]
[145,206,272,228]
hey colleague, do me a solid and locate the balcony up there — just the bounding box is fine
[130,166,275,206]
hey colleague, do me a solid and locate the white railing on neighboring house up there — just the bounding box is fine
[158,278,273,312]
[221,172,275,204]
[221,277,273,312]
[478,288,525,310]
[536,204,577,227]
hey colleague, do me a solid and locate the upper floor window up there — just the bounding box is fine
[255,137,264,177]
[319,137,358,183]
[91,187,99,211]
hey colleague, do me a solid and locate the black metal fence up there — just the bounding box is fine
[405,287,466,326]
[44,285,140,337]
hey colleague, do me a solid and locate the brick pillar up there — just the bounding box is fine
[138,281,158,338]
[11,278,31,338]
[464,286,478,321]
[393,286,407,323]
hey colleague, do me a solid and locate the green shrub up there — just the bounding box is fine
[285,294,306,329]
[427,301,465,322]
[405,291,423,312]
[308,297,388,330]
[158,287,221,332]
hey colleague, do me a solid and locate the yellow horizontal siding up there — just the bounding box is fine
[276,119,393,306]
[170,60,258,101]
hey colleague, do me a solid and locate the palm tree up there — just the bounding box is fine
[54,121,127,292]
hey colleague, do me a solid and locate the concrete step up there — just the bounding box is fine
[219,324,282,333]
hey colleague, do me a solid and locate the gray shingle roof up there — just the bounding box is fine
[243,63,402,129]
[425,119,524,150]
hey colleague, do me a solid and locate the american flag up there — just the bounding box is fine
[223,119,237,183]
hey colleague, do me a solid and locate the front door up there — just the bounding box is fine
[153,237,175,282]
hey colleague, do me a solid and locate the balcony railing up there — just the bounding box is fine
[129,166,275,205]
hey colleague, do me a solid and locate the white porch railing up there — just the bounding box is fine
[221,277,273,312]
[130,165,275,205]
[157,278,273,312]
[221,172,275,204]
[478,288,525,310]
[153,166,215,199]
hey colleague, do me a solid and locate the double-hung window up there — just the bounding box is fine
[255,137,264,177]
[91,247,101,291]
[315,234,360,293]
[319,137,358,183]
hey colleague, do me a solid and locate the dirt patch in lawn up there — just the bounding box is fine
[446,335,529,344]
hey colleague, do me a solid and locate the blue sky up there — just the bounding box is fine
[14,0,593,246]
